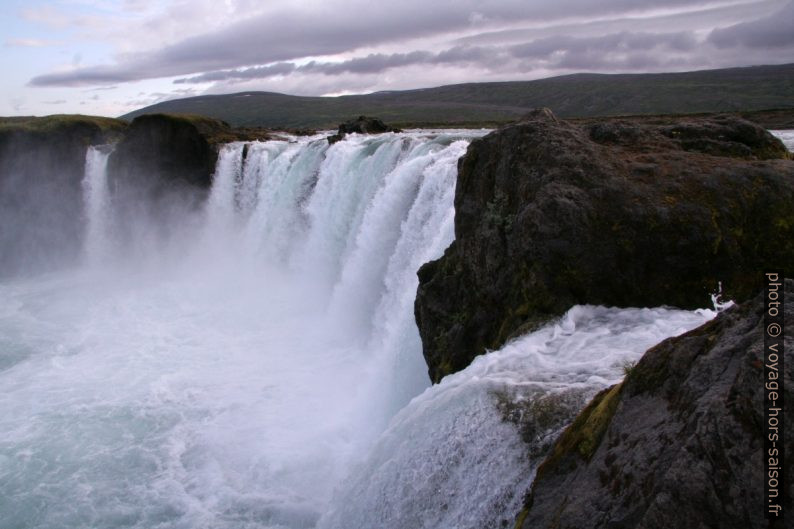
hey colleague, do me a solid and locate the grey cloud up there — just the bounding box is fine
[708,1,794,48]
[31,65,146,86]
[510,31,697,59]
[303,51,435,75]
[84,85,118,91]
[518,31,706,73]
[435,45,499,63]
[301,47,500,75]
[43,99,67,104]
[29,0,705,86]
[454,1,776,47]
[172,29,703,88]
[174,47,495,84]
[175,62,297,84]
[555,49,662,70]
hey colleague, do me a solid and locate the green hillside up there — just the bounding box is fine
[122,63,794,129]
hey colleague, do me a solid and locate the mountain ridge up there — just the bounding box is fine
[122,63,794,128]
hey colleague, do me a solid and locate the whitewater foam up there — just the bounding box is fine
[319,305,716,529]
[0,130,717,529]
[0,131,479,528]
[770,129,794,151]
[82,146,113,266]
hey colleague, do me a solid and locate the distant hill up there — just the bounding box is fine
[122,63,794,129]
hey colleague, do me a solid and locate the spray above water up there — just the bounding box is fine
[0,131,479,528]
[0,131,717,529]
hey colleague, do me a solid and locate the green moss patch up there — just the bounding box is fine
[535,383,623,482]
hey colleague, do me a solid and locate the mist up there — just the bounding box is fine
[0,130,722,528]
[0,131,475,527]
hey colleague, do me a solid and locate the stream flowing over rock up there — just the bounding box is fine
[518,279,793,529]
[415,108,794,382]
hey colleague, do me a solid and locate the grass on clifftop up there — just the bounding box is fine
[0,114,127,134]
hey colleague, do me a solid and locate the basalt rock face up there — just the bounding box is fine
[415,108,794,383]
[518,279,793,529]
[107,113,274,192]
[0,113,272,277]
[107,113,231,190]
[0,116,126,276]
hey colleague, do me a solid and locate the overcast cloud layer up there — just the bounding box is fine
[3,0,793,116]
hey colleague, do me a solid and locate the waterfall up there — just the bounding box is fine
[319,305,716,529]
[0,131,716,529]
[82,145,112,265]
[201,133,473,430]
[770,129,794,151]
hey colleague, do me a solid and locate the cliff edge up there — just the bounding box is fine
[0,115,126,276]
[415,109,794,382]
[517,279,793,529]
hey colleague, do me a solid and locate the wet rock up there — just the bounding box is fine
[327,115,400,143]
[0,115,126,276]
[518,280,794,529]
[415,108,794,382]
[108,113,230,189]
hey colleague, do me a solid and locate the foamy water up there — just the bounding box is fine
[771,129,794,151]
[0,130,717,528]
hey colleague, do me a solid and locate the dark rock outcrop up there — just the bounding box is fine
[107,113,234,189]
[327,115,400,143]
[0,115,126,276]
[517,279,793,529]
[415,108,794,382]
[0,112,275,277]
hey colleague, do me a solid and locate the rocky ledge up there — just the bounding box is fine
[415,108,794,382]
[327,115,400,143]
[517,279,793,529]
[0,113,273,275]
[108,113,272,189]
[0,115,126,177]
[0,115,127,276]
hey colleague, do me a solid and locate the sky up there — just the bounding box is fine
[1,0,793,117]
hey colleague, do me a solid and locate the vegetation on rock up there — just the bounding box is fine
[517,281,793,529]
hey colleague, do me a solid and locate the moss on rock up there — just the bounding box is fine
[534,383,623,483]
[518,282,794,529]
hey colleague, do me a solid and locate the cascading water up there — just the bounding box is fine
[0,131,717,529]
[318,304,716,529]
[82,146,113,265]
[771,129,794,151]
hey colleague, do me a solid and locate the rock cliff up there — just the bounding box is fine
[415,109,794,382]
[107,113,248,189]
[517,279,793,529]
[0,115,126,276]
[0,113,272,276]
